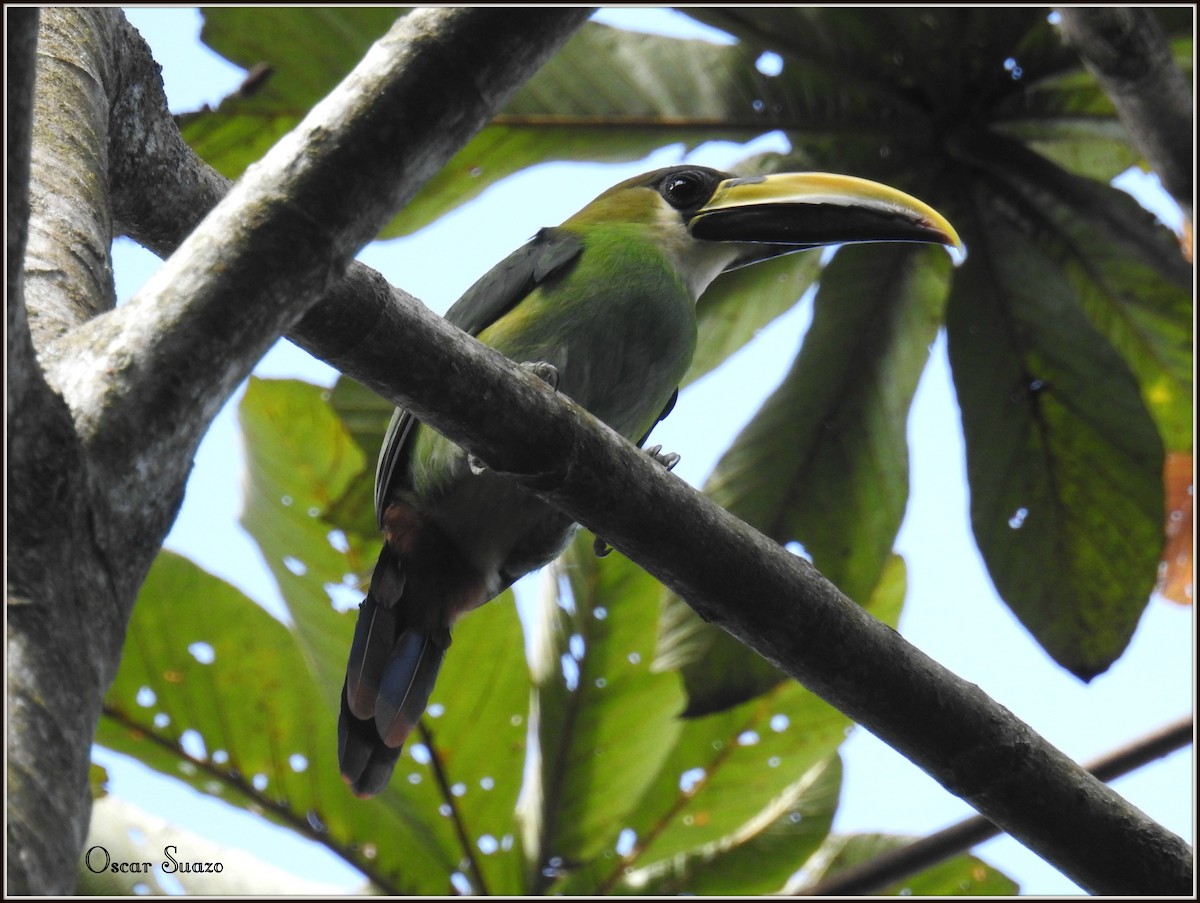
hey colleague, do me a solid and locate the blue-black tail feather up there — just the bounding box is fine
[337,541,456,797]
[338,681,404,798]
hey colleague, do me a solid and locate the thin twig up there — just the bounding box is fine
[797,714,1194,895]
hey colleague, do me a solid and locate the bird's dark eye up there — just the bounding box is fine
[660,170,713,210]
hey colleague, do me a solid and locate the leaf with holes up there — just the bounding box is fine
[95,551,457,893]
[523,535,686,889]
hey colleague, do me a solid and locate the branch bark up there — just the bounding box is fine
[1054,7,1193,220]
[7,7,591,893]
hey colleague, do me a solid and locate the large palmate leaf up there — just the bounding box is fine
[675,7,1190,676]
[706,244,952,604]
[946,190,1165,679]
[534,549,888,896]
[184,10,797,238]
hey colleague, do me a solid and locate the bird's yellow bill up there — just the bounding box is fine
[690,171,965,261]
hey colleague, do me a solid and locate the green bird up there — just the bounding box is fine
[339,165,962,797]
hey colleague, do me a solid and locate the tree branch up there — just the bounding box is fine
[290,280,1191,894]
[797,715,1195,895]
[1054,7,1193,219]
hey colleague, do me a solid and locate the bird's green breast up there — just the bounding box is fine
[410,224,698,498]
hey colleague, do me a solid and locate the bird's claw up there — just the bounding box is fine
[522,360,559,391]
[644,444,681,471]
[593,535,613,558]
[468,362,557,478]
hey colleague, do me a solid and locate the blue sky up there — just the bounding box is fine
[101,7,1194,895]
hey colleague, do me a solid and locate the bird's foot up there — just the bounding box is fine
[643,444,681,471]
[591,447,679,557]
[522,360,559,391]
[470,362,560,476]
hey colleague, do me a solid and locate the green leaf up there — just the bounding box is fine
[685,248,823,387]
[706,245,951,603]
[95,551,458,894]
[563,671,853,895]
[621,754,842,895]
[946,191,1165,679]
[962,135,1191,451]
[656,554,907,718]
[800,832,1020,896]
[237,377,372,708]
[98,551,332,814]
[523,535,685,889]
[573,566,907,896]
[412,592,532,896]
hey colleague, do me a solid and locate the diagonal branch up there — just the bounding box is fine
[292,266,1191,895]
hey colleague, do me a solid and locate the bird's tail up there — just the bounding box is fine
[337,544,450,798]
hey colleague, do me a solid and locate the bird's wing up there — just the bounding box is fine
[373,228,584,525]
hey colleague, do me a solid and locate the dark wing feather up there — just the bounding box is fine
[372,228,584,524]
[636,387,680,448]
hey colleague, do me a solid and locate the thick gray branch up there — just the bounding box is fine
[22,8,119,349]
[1054,7,1193,218]
[6,7,37,377]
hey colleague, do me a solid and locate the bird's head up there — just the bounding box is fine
[561,165,963,300]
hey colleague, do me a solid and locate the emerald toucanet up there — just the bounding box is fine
[339,165,962,797]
